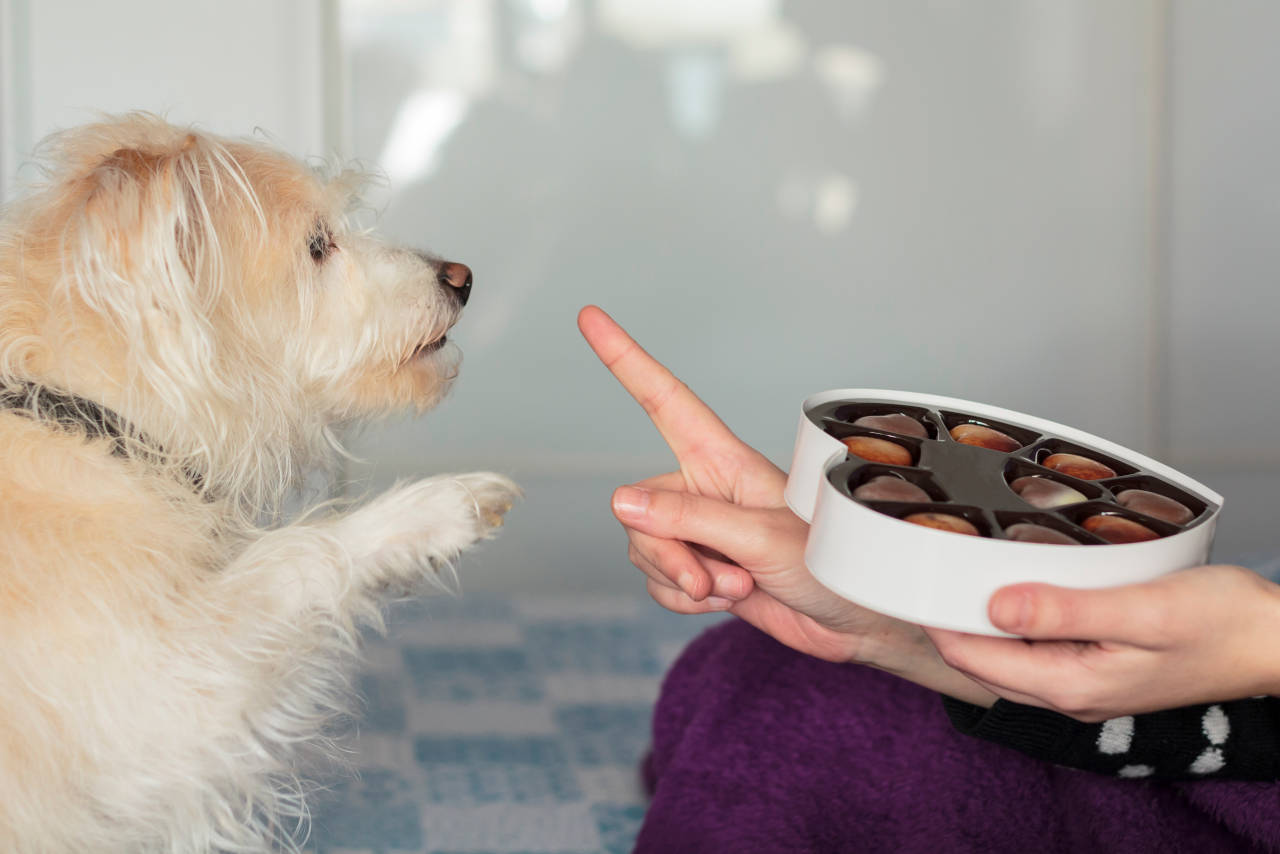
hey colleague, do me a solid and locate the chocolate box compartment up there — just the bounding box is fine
[784,389,1224,636]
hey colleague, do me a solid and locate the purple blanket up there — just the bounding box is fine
[638,620,1280,853]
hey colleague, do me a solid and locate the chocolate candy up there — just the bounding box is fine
[842,436,912,466]
[852,475,931,503]
[903,513,980,536]
[1004,523,1078,545]
[853,413,927,438]
[1116,489,1194,525]
[820,399,1209,551]
[950,424,1021,453]
[1083,515,1160,544]
[1010,476,1087,509]
[1043,453,1116,481]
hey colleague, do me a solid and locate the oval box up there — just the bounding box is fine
[784,389,1224,636]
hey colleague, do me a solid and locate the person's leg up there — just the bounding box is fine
[638,619,1264,853]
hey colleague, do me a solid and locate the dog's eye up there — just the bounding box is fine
[308,225,335,263]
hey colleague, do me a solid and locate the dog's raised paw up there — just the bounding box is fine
[453,471,521,535]
[357,472,521,560]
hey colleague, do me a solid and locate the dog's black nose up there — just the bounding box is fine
[439,262,472,306]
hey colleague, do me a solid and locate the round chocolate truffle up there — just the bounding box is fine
[1083,515,1160,544]
[852,475,931,503]
[1010,476,1087,509]
[1115,489,1194,526]
[1004,523,1078,545]
[949,423,1021,453]
[853,413,928,438]
[1042,453,1116,481]
[903,512,980,536]
[842,436,913,467]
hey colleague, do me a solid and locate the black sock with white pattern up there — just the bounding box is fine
[941,695,1280,781]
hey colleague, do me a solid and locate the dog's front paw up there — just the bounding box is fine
[341,473,521,590]
[453,471,521,538]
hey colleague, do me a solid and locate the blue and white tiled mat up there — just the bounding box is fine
[305,553,1280,853]
[306,592,725,854]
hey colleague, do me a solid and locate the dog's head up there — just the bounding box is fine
[0,114,471,502]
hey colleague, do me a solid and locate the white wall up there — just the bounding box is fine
[1164,0,1280,561]
[337,0,1179,588]
[0,0,331,199]
[340,0,1162,478]
[3,0,1279,585]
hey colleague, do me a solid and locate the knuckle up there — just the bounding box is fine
[1051,686,1100,720]
[646,578,675,604]
[654,537,684,568]
[647,579,700,615]
[1141,610,1177,648]
[760,508,790,539]
[668,492,692,527]
[751,508,802,553]
[1133,586,1179,646]
[1214,563,1253,583]
[935,640,969,672]
[1033,590,1072,637]
[639,375,681,417]
[1220,565,1269,601]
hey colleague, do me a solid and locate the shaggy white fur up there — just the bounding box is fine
[0,114,520,853]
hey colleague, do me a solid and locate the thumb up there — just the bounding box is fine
[989,581,1163,644]
[612,485,777,567]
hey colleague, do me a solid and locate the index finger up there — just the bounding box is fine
[577,305,741,462]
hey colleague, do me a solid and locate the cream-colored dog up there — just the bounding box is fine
[0,114,520,853]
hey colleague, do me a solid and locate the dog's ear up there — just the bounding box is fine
[60,133,262,407]
[65,133,255,390]
[74,136,216,316]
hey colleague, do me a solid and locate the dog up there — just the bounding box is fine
[0,114,520,852]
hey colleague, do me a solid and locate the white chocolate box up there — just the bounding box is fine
[784,389,1224,636]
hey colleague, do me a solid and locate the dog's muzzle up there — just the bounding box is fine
[438,261,472,306]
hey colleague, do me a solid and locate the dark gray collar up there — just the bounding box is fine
[0,381,204,491]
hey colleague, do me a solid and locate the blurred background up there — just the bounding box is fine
[5,2,1280,852]
[4,0,1279,581]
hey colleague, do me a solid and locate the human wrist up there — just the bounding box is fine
[1254,571,1280,698]
[1212,566,1280,700]
[855,622,998,707]
[850,619,927,670]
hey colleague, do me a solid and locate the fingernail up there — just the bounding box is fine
[612,486,650,518]
[991,590,1033,632]
[706,596,734,610]
[678,573,701,600]
[715,574,747,601]
[609,483,650,517]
